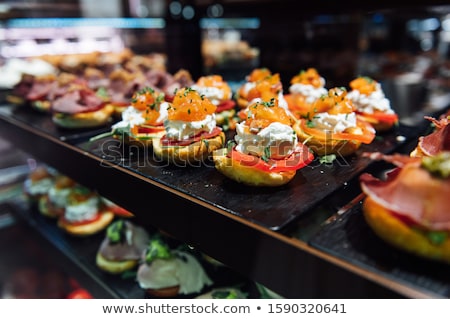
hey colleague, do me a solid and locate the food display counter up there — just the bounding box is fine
[1,0,450,299]
[0,99,448,298]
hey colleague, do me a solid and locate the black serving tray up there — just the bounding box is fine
[79,122,423,231]
[6,199,256,299]
[309,199,450,298]
[0,202,115,298]
[0,102,433,230]
[0,104,112,145]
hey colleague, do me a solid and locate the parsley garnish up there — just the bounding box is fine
[306,120,315,128]
[261,146,271,162]
[427,231,447,245]
[319,154,336,165]
[226,140,236,154]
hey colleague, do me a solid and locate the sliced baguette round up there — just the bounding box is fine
[58,210,114,236]
[95,252,139,274]
[52,104,114,129]
[212,148,296,187]
[293,120,361,157]
[363,195,450,264]
[152,131,225,165]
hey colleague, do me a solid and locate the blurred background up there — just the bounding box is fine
[0,1,449,85]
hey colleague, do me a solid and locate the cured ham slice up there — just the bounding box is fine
[52,88,105,114]
[360,156,450,231]
[417,116,450,156]
[97,221,149,261]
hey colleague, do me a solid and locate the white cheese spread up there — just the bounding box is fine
[289,83,328,104]
[311,112,357,134]
[190,85,231,105]
[164,114,216,140]
[347,83,394,114]
[64,196,99,223]
[235,121,297,159]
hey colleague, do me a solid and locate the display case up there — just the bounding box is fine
[0,0,450,299]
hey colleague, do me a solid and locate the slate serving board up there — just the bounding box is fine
[78,123,421,231]
[309,201,450,297]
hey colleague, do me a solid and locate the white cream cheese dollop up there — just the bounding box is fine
[48,186,72,208]
[190,85,231,105]
[235,121,298,159]
[24,178,54,196]
[311,112,357,134]
[64,196,99,223]
[346,83,394,114]
[112,102,170,130]
[164,114,217,140]
[289,83,328,104]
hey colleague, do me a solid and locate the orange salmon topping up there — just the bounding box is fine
[310,87,355,117]
[290,68,324,88]
[245,99,294,131]
[349,76,378,95]
[247,68,272,82]
[168,88,217,121]
[246,73,283,102]
[131,87,165,125]
[196,75,232,100]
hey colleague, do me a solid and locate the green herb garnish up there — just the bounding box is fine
[261,146,271,163]
[306,119,316,128]
[145,239,172,263]
[427,231,447,245]
[319,154,336,165]
[421,152,450,179]
[212,289,239,299]
[106,219,125,244]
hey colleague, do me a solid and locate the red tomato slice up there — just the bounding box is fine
[356,111,398,125]
[237,109,247,121]
[67,288,93,299]
[300,118,375,144]
[230,143,314,173]
[137,124,165,134]
[108,204,134,217]
[216,100,236,113]
[59,212,101,227]
[161,126,222,146]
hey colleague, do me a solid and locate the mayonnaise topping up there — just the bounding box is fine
[137,251,213,294]
[347,83,394,114]
[235,122,298,159]
[311,112,357,134]
[190,85,231,105]
[64,196,99,223]
[164,114,217,140]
